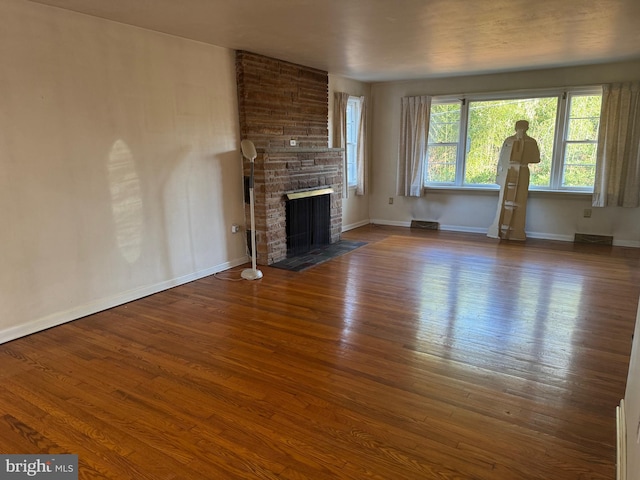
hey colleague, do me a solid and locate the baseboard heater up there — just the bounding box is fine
[410,220,439,230]
[574,233,613,245]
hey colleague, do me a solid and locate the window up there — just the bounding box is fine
[346,97,361,188]
[561,93,601,188]
[426,103,460,184]
[425,88,602,191]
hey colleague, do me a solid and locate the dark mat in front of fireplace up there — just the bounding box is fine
[270,240,367,272]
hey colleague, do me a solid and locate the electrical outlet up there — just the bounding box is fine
[583,208,592,218]
[389,197,394,205]
[231,224,240,234]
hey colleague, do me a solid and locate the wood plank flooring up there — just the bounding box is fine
[2,225,639,479]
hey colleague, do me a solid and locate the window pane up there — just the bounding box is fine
[563,165,596,188]
[426,103,460,184]
[346,99,359,187]
[567,95,601,141]
[560,94,600,189]
[426,145,457,183]
[429,104,460,143]
[465,97,557,186]
[347,144,357,185]
[568,118,599,141]
[563,143,597,187]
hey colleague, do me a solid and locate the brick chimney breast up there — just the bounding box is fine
[236,51,343,265]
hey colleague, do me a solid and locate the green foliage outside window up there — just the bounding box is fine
[426,103,459,183]
[425,92,602,190]
[465,97,558,186]
[562,95,601,187]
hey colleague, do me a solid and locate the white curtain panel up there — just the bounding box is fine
[397,95,431,197]
[593,82,640,207]
[333,92,350,197]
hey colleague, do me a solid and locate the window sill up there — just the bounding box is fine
[424,185,593,199]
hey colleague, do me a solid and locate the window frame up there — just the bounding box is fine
[555,89,602,190]
[424,86,602,193]
[346,96,361,189]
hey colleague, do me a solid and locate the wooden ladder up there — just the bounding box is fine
[498,138,525,239]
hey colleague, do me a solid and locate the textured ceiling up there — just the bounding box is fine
[27,0,640,82]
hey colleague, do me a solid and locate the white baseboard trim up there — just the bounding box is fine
[439,225,486,234]
[342,219,371,232]
[368,220,640,247]
[0,256,249,345]
[613,239,640,248]
[526,231,574,242]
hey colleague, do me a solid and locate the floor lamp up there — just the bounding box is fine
[240,140,263,280]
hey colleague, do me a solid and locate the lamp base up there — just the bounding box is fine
[241,268,263,280]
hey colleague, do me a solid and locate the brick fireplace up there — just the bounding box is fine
[236,51,343,265]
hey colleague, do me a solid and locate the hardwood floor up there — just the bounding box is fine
[2,225,639,479]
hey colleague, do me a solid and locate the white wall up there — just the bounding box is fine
[0,0,247,343]
[328,74,371,231]
[370,61,640,245]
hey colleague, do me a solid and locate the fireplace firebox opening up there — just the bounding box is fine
[285,189,333,257]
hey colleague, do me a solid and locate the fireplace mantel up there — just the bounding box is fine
[259,147,343,154]
[285,187,334,200]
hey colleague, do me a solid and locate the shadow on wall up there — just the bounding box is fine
[107,139,143,264]
[159,147,245,277]
[107,139,245,280]
[217,149,247,263]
